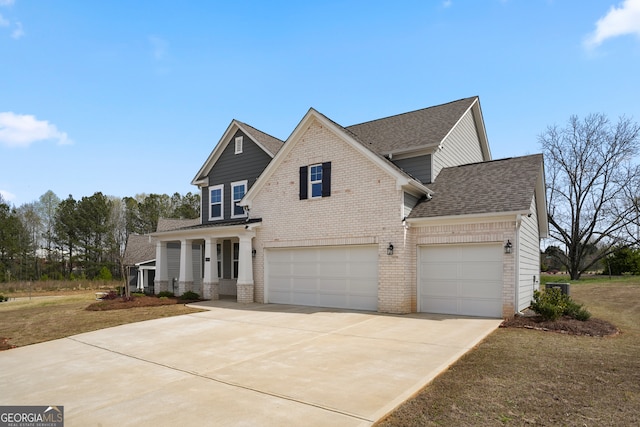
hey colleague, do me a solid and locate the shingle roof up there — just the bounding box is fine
[345,97,477,154]
[238,121,284,156]
[156,218,200,232]
[123,234,156,266]
[408,154,543,219]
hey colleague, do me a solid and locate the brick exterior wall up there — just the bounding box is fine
[250,118,411,313]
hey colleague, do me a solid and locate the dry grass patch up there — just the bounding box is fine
[0,291,203,348]
[376,278,640,426]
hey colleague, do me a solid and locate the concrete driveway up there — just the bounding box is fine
[0,301,501,426]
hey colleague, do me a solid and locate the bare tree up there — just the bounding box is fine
[540,113,640,279]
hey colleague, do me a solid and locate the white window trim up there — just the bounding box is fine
[209,184,224,221]
[308,164,322,199]
[234,136,243,154]
[230,180,248,218]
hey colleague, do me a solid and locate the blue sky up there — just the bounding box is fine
[1,0,639,206]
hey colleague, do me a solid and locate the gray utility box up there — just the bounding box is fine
[545,282,570,296]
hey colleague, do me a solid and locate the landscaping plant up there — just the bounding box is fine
[530,287,591,321]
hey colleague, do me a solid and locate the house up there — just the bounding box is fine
[149,96,548,317]
[123,218,198,294]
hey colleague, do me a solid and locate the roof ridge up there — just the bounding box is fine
[345,96,478,128]
[448,153,542,169]
[236,120,284,143]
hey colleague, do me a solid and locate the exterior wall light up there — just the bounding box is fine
[387,243,394,256]
[252,249,257,258]
[504,240,513,254]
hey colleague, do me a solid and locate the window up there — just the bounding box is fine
[230,180,247,218]
[309,164,323,198]
[234,136,243,154]
[217,243,222,278]
[299,162,331,200]
[209,184,223,220]
[233,242,239,278]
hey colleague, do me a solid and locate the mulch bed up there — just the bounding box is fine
[501,314,619,337]
[85,295,199,311]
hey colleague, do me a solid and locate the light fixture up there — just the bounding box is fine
[387,243,394,256]
[252,249,257,258]
[504,240,512,254]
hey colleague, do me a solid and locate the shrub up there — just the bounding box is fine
[131,292,145,297]
[0,294,7,302]
[530,288,591,321]
[179,291,200,301]
[157,291,175,298]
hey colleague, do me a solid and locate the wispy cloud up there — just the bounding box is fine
[10,20,22,39]
[442,0,452,8]
[0,14,9,27]
[0,112,73,148]
[0,189,16,203]
[584,0,640,49]
[0,1,15,6]
[148,35,168,60]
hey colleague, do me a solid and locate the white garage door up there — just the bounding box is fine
[418,244,503,317]
[266,246,378,311]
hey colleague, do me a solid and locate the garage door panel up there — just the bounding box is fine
[267,246,378,311]
[419,244,503,317]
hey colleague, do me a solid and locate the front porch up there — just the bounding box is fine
[151,220,260,303]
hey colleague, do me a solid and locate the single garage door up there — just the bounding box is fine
[266,246,378,311]
[418,244,503,317]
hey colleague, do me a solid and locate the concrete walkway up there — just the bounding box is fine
[0,301,501,426]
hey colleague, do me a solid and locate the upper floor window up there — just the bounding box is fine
[299,162,331,200]
[234,136,243,154]
[209,184,223,220]
[231,180,247,218]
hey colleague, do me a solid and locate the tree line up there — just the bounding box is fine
[0,191,200,282]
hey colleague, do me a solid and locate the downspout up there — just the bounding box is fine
[515,214,523,313]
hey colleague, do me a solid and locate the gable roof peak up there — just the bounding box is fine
[344,96,481,155]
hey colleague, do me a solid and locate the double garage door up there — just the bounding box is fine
[418,244,503,317]
[266,246,378,311]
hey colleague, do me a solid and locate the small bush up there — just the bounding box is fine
[100,291,118,300]
[530,288,591,321]
[179,291,200,301]
[157,291,175,298]
[0,294,7,302]
[131,292,145,297]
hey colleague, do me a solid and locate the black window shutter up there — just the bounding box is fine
[322,162,331,197]
[299,166,308,200]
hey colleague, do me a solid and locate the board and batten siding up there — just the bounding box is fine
[518,195,541,311]
[432,109,484,180]
[201,129,273,223]
[392,154,432,184]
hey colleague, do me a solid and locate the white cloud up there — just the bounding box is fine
[149,35,168,60]
[0,189,16,203]
[0,112,73,148]
[442,0,452,8]
[585,0,640,48]
[0,0,15,6]
[0,14,9,27]
[10,20,22,39]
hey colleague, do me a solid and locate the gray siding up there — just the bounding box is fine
[392,154,432,184]
[432,109,484,180]
[167,242,180,293]
[201,130,273,223]
[518,195,541,311]
[403,192,420,218]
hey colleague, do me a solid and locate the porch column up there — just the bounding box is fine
[178,239,194,295]
[236,232,255,303]
[154,241,168,294]
[203,237,219,300]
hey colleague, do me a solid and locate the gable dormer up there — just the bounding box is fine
[192,121,283,224]
[346,96,490,184]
